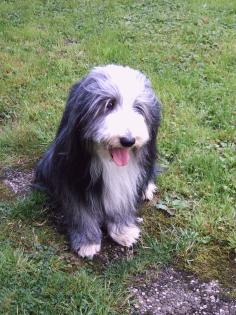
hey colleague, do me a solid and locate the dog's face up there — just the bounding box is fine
[68,65,158,166]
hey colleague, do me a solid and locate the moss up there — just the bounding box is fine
[140,200,174,236]
[141,202,236,298]
[177,245,236,297]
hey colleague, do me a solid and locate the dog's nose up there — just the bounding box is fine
[120,137,136,147]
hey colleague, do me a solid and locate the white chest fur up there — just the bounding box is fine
[100,152,140,213]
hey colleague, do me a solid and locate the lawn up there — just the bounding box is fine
[0,0,235,313]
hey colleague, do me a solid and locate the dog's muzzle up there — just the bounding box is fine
[109,136,136,167]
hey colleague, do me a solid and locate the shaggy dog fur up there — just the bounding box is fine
[35,64,161,258]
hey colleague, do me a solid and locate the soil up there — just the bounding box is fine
[1,168,236,314]
[0,168,34,198]
[130,267,236,315]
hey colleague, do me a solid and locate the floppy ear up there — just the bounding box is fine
[59,75,102,137]
[50,81,93,178]
[53,75,102,161]
[56,80,83,137]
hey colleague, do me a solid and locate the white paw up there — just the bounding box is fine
[142,182,157,201]
[77,243,101,258]
[109,224,140,247]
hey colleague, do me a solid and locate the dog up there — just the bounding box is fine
[34,64,161,258]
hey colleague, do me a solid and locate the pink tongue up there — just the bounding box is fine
[110,148,129,166]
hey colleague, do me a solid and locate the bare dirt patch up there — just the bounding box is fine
[130,267,236,315]
[0,168,34,198]
[94,236,138,267]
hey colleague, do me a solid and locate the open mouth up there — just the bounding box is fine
[109,147,130,167]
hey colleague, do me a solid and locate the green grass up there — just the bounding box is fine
[0,0,236,313]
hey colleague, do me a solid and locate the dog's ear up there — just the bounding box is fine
[56,80,84,136]
[51,80,86,159]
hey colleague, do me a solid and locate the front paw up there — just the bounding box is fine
[77,243,101,258]
[70,230,101,258]
[142,182,157,201]
[108,223,140,247]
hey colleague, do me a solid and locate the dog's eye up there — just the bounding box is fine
[135,104,145,116]
[105,99,116,112]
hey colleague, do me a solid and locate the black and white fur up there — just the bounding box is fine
[35,64,161,258]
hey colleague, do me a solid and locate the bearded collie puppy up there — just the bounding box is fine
[35,64,161,258]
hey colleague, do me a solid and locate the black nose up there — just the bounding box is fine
[120,137,136,147]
